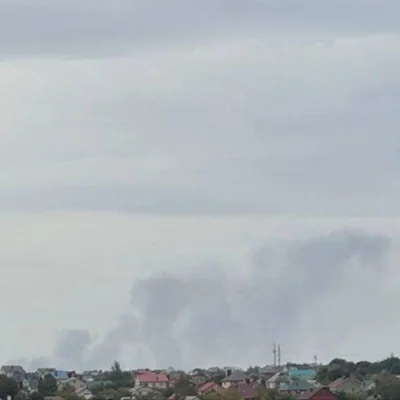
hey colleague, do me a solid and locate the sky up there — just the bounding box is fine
[1,0,400,371]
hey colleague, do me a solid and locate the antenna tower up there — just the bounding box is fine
[278,344,281,366]
[273,343,277,366]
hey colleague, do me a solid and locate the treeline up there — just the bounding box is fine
[316,357,400,383]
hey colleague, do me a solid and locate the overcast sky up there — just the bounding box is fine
[1,0,400,371]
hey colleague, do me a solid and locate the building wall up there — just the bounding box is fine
[222,380,246,389]
[136,380,168,389]
[338,381,362,394]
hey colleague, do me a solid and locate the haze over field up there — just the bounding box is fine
[1,0,400,370]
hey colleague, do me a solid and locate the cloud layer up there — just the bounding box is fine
[1,32,400,215]
[1,0,400,370]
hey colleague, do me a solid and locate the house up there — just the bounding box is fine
[207,368,221,374]
[226,383,259,400]
[52,370,69,381]
[373,372,400,385]
[279,379,315,395]
[39,369,69,382]
[259,366,281,376]
[86,380,114,392]
[329,378,363,395]
[136,369,151,374]
[59,377,88,393]
[198,382,223,396]
[23,374,39,393]
[76,387,94,400]
[45,397,64,400]
[135,372,169,389]
[131,386,162,400]
[82,370,103,379]
[297,387,338,400]
[191,376,207,386]
[1,366,26,388]
[221,371,248,389]
[366,395,381,400]
[361,380,376,393]
[37,368,55,378]
[288,367,316,381]
[169,371,186,387]
[265,373,290,390]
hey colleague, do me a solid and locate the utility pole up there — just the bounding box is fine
[273,343,277,366]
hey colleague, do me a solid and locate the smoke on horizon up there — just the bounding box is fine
[13,228,395,371]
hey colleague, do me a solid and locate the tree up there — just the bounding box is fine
[38,374,57,396]
[31,392,45,400]
[15,392,28,400]
[108,361,132,388]
[0,375,19,399]
[110,362,122,379]
[174,376,197,397]
[202,393,223,400]
[266,390,295,400]
[327,366,344,383]
[246,366,260,375]
[211,372,226,386]
[222,388,243,400]
[376,381,400,400]
[61,384,75,393]
[95,388,119,400]
[161,387,174,398]
[56,392,81,400]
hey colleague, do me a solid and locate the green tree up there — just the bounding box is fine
[110,362,122,379]
[174,376,197,397]
[55,391,82,400]
[61,384,76,393]
[376,381,400,400]
[211,372,226,386]
[202,392,223,400]
[95,388,119,400]
[96,387,136,400]
[337,392,347,400]
[15,392,28,400]
[0,375,19,399]
[108,361,132,388]
[161,387,174,398]
[38,374,57,396]
[222,388,243,400]
[327,366,344,383]
[266,390,295,400]
[246,366,260,375]
[30,392,45,400]
[316,366,329,384]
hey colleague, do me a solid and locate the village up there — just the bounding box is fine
[0,356,399,400]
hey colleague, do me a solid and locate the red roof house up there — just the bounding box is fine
[198,382,223,396]
[224,383,259,400]
[135,372,169,389]
[297,387,338,400]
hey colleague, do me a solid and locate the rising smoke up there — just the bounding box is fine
[15,228,394,371]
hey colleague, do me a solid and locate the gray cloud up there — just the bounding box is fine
[1,0,400,57]
[3,0,400,375]
[23,228,393,370]
[0,6,400,216]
